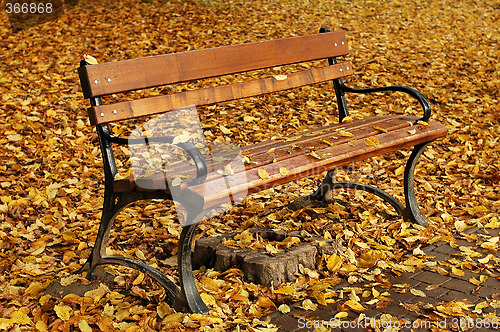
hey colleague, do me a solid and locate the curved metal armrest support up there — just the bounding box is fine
[338,80,431,122]
[102,131,208,185]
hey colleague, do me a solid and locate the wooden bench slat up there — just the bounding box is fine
[113,115,402,192]
[113,116,445,202]
[182,120,447,209]
[88,62,352,125]
[79,31,348,99]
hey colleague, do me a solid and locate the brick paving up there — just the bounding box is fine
[265,226,500,331]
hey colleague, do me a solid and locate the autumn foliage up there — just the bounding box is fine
[0,0,498,331]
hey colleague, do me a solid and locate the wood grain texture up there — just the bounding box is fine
[113,115,448,212]
[88,62,352,125]
[184,120,448,209]
[79,31,348,98]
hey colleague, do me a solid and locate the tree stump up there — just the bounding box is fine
[192,228,342,287]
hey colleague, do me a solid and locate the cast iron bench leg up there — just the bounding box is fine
[403,141,433,226]
[76,188,126,279]
[175,220,210,314]
[306,170,406,217]
[299,142,436,225]
[77,189,180,307]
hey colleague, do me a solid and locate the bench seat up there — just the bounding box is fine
[75,28,448,314]
[114,115,447,210]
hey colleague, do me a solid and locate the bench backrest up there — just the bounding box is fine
[78,29,352,125]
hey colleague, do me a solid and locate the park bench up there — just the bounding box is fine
[77,27,447,313]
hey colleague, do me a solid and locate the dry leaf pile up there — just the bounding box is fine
[0,0,498,331]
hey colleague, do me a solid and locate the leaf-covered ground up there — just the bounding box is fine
[0,0,498,331]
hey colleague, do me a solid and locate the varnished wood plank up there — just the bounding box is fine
[182,121,448,209]
[116,118,447,198]
[79,31,349,98]
[113,115,403,192]
[88,62,352,125]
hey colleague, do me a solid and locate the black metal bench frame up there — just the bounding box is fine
[76,27,446,314]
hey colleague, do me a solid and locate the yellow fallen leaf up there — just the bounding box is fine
[341,116,353,123]
[172,131,190,144]
[157,302,170,319]
[452,266,465,277]
[320,138,333,146]
[279,167,288,176]
[84,54,98,64]
[201,276,220,292]
[408,129,417,135]
[278,304,290,314]
[171,177,182,187]
[35,321,48,332]
[39,294,51,306]
[256,296,276,309]
[413,247,425,256]
[485,217,499,229]
[163,312,185,324]
[278,236,300,249]
[135,249,146,260]
[78,320,93,332]
[455,219,467,232]
[244,115,257,122]
[132,272,145,285]
[300,299,318,311]
[265,243,279,255]
[373,126,387,133]
[242,155,252,164]
[326,254,343,272]
[273,74,288,81]
[348,140,356,146]
[233,294,249,302]
[344,299,366,311]
[466,205,488,215]
[478,254,493,264]
[10,310,31,325]
[267,147,276,154]
[219,125,232,135]
[426,284,440,291]
[334,311,348,319]
[251,327,279,332]
[308,151,321,159]
[46,109,56,117]
[394,165,405,176]
[25,282,44,295]
[364,137,379,146]
[224,164,235,176]
[54,305,71,321]
[275,286,296,295]
[349,289,360,302]
[338,130,354,137]
[84,283,109,301]
[410,288,426,297]
[469,277,481,286]
[258,168,270,180]
[475,301,489,311]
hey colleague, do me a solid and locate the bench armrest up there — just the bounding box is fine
[102,132,208,186]
[339,80,431,122]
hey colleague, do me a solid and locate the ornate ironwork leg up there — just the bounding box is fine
[175,215,210,314]
[76,189,180,306]
[76,188,126,278]
[306,170,405,217]
[403,142,432,226]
